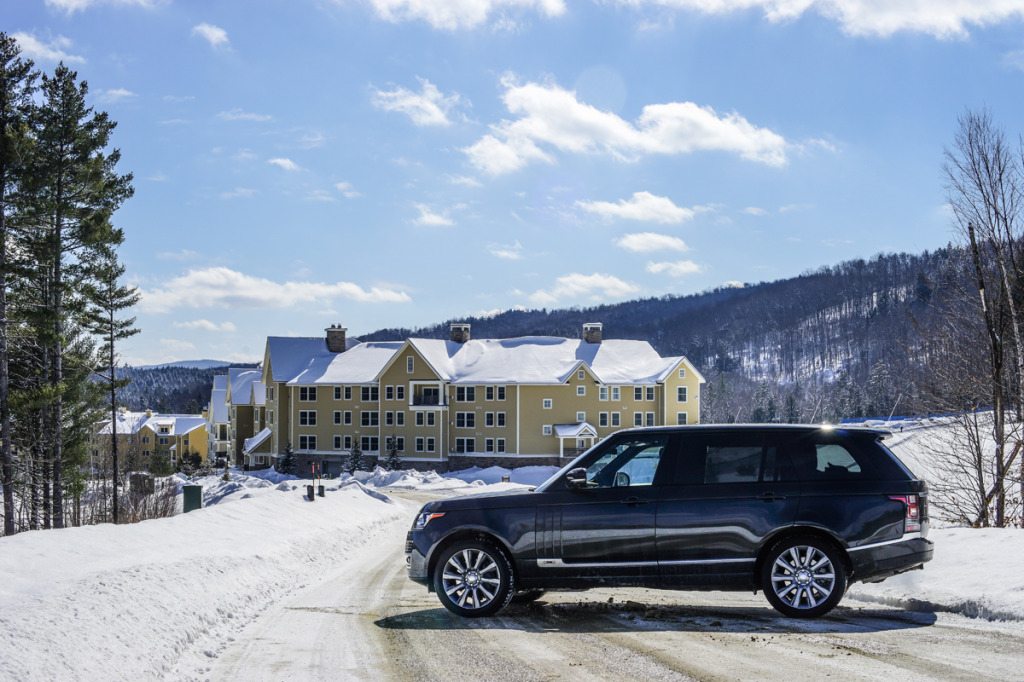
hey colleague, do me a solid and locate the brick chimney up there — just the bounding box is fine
[325,323,347,353]
[450,323,471,344]
[582,322,603,344]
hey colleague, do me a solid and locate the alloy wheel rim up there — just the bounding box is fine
[770,545,836,609]
[442,548,502,609]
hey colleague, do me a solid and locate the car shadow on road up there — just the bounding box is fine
[374,599,938,634]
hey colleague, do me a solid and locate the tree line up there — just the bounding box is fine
[1,34,138,536]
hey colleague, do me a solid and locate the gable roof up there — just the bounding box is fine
[251,381,266,406]
[227,367,261,404]
[96,412,207,437]
[208,388,228,423]
[288,341,404,385]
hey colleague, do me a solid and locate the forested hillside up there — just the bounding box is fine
[115,364,257,413]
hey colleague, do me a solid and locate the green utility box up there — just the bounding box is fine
[183,485,202,513]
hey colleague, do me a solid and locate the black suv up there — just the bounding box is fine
[406,425,932,618]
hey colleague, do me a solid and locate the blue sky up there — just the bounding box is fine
[8,0,1024,365]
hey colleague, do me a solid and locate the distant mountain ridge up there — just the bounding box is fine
[132,359,234,371]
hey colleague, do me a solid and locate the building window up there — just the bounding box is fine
[599,412,608,427]
[646,412,655,426]
[334,435,343,450]
[677,412,688,425]
[361,411,379,427]
[455,437,476,453]
[299,435,316,450]
[497,386,506,401]
[385,385,394,401]
[455,412,475,428]
[361,436,379,452]
[416,386,441,406]
[334,387,342,400]
[385,436,404,452]
[267,386,274,401]
[299,387,317,402]
[344,411,352,425]
[576,385,586,397]
[577,369,585,380]
[485,438,495,452]
[634,387,643,401]
[542,398,552,409]
[599,386,608,401]
[268,410,274,425]
[634,412,643,427]
[426,437,435,452]
[361,386,379,402]
[142,435,150,444]
[334,410,342,425]
[485,386,494,401]
[299,410,316,426]
[497,412,506,427]
[416,437,424,452]
[611,412,620,427]
[542,425,553,436]
[455,386,476,402]
[396,411,405,426]
[158,437,169,445]
[385,411,394,426]
[646,387,655,401]
[485,412,494,427]
[344,386,352,400]
[611,386,620,401]
[396,385,405,401]
[407,356,414,373]
[496,438,506,453]
[344,435,352,449]
[428,413,435,427]
[576,411,585,422]
[677,386,688,402]
[159,426,170,434]
[415,412,424,427]
[679,368,686,378]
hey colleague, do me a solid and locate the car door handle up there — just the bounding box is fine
[757,492,786,502]
[620,497,651,506]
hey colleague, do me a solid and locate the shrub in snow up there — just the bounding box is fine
[345,443,365,475]
[382,437,403,471]
[276,442,297,475]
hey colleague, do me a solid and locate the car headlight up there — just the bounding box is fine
[413,511,445,530]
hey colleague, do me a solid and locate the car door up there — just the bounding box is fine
[656,430,802,586]
[535,432,676,583]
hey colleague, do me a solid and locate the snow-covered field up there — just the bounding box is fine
[1,420,1023,680]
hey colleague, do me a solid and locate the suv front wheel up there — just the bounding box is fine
[433,540,514,617]
[761,536,847,618]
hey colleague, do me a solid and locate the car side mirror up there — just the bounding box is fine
[565,467,588,488]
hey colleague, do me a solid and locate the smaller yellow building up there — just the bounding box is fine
[92,410,209,472]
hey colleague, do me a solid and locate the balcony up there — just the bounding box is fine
[411,392,445,407]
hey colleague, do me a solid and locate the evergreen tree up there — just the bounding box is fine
[0,32,36,536]
[750,381,776,423]
[783,393,800,424]
[345,441,364,476]
[276,441,296,475]
[382,436,402,471]
[148,452,172,477]
[865,361,898,418]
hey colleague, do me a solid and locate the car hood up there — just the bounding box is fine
[423,488,537,512]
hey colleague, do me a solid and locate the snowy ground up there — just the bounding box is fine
[1,421,1023,679]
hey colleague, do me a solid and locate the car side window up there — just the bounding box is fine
[815,444,861,476]
[704,446,762,483]
[584,436,668,488]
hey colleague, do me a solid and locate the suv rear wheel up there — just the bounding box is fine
[433,541,514,617]
[762,536,847,618]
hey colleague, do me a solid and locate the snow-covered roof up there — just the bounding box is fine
[212,375,228,390]
[243,427,272,454]
[95,410,150,435]
[227,368,261,404]
[251,381,266,406]
[554,423,598,438]
[287,341,404,385]
[95,412,207,436]
[209,388,228,423]
[403,337,684,385]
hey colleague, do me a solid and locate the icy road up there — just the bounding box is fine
[210,491,1024,682]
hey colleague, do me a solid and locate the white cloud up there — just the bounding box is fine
[371,78,462,126]
[742,206,768,216]
[489,240,523,259]
[216,109,273,122]
[192,23,229,48]
[45,0,159,12]
[364,0,566,30]
[448,175,483,187]
[335,182,362,198]
[221,187,257,199]
[305,190,336,202]
[646,260,703,277]
[413,204,455,226]
[616,232,689,253]
[160,338,196,353]
[157,249,201,261]
[620,0,1024,39]
[99,88,136,102]
[529,272,640,305]
[139,267,411,313]
[173,320,237,333]
[268,158,301,172]
[722,280,744,289]
[577,191,694,224]
[12,33,85,63]
[464,74,787,175]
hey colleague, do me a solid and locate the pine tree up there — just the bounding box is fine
[276,441,296,475]
[783,393,800,424]
[0,32,36,535]
[382,436,402,471]
[345,441,364,476]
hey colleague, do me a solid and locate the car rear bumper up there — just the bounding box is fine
[848,534,934,583]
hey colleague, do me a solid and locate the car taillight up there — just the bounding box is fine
[888,494,920,533]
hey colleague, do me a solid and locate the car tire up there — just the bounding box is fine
[761,536,847,618]
[509,589,546,604]
[433,540,514,617]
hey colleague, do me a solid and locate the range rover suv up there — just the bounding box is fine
[406,425,932,618]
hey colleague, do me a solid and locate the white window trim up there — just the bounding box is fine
[542,398,552,410]
[576,386,586,397]
[542,425,552,436]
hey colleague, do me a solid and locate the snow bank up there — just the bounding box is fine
[0,475,406,681]
[444,465,558,487]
